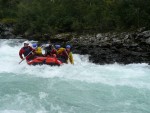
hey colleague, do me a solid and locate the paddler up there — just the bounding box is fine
[66,45,74,64]
[19,41,35,61]
[55,44,69,63]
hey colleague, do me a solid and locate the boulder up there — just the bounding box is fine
[69,30,150,64]
[142,30,150,38]
[145,37,150,44]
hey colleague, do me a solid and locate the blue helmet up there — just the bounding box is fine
[66,45,71,49]
[55,45,61,49]
[32,43,37,48]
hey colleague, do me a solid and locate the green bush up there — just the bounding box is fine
[1,0,150,34]
[0,18,17,24]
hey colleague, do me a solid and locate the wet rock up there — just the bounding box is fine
[67,30,150,64]
[0,23,16,39]
[96,33,103,39]
[137,27,147,32]
[53,33,73,41]
[142,30,150,38]
[145,37,150,44]
[16,36,24,39]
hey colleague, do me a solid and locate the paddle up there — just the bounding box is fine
[19,50,34,64]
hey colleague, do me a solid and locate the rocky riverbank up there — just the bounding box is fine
[0,23,150,64]
[68,29,150,64]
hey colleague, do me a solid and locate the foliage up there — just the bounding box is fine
[1,0,150,34]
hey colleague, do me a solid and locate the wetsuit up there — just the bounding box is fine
[45,44,52,56]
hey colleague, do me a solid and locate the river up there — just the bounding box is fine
[0,39,150,113]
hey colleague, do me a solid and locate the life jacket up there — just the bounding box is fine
[57,48,67,57]
[35,47,42,55]
[51,49,57,54]
[23,47,32,57]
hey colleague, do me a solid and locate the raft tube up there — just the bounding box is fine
[26,56,63,66]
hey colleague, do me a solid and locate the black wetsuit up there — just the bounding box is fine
[45,45,52,56]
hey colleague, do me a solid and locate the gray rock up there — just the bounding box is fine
[68,30,150,64]
[137,27,146,32]
[54,33,72,41]
[4,31,13,36]
[124,34,130,39]
[96,33,103,39]
[142,30,150,38]
[145,37,150,44]
[16,36,23,39]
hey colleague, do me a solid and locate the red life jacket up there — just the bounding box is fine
[22,47,32,57]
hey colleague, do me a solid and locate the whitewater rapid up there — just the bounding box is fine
[0,39,150,113]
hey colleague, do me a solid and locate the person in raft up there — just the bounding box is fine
[32,43,43,56]
[55,44,69,63]
[19,41,35,61]
[66,45,74,64]
[43,41,55,56]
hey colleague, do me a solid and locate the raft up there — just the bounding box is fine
[26,56,63,66]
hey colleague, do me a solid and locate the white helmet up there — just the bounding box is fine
[24,41,29,45]
[45,44,50,47]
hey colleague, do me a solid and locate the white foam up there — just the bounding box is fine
[39,92,48,99]
[0,110,26,113]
